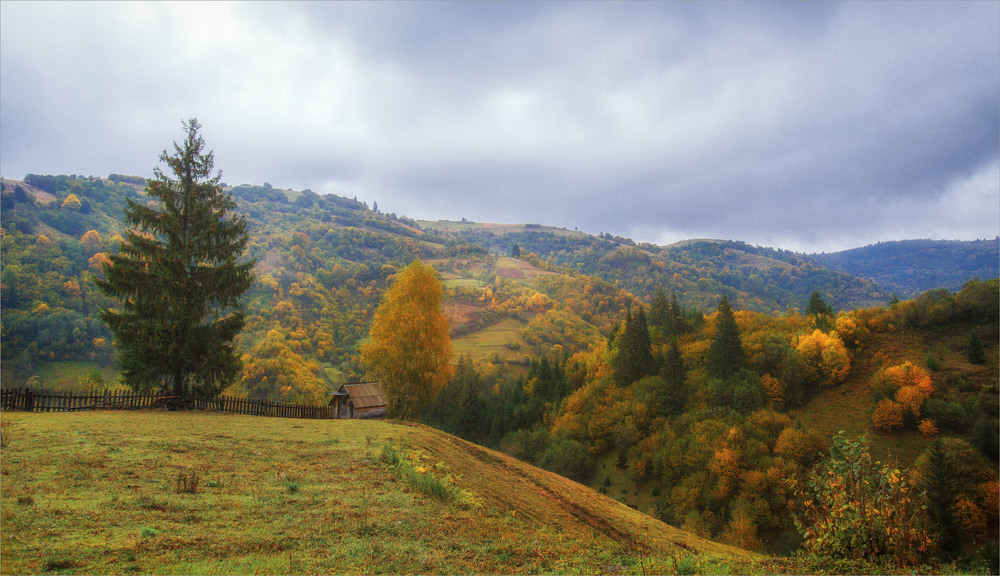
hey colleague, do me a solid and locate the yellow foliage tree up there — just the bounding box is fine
[61,193,82,210]
[361,260,452,420]
[81,229,103,253]
[795,329,850,387]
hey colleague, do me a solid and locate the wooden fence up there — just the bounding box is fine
[0,388,338,419]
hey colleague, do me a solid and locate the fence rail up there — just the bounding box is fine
[0,388,339,419]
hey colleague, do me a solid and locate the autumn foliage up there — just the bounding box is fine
[362,260,453,420]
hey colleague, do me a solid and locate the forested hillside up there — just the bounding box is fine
[423,222,998,312]
[807,238,1000,296]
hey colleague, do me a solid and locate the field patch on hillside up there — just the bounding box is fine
[452,319,530,364]
[0,412,757,575]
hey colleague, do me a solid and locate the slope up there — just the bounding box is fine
[0,411,757,575]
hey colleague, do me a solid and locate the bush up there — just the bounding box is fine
[871,399,905,432]
[791,433,933,566]
[536,437,593,482]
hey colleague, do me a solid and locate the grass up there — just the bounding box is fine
[0,411,765,575]
[452,318,531,364]
[1,361,119,392]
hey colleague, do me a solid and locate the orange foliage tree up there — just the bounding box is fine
[871,398,906,432]
[361,260,453,420]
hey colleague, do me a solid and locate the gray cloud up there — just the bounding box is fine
[1,1,996,252]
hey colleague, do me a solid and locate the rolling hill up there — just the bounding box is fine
[0,411,764,575]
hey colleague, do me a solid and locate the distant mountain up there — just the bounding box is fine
[422,222,888,312]
[807,238,999,298]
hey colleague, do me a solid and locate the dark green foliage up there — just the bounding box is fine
[536,436,593,482]
[706,295,745,381]
[660,338,687,415]
[922,439,960,556]
[967,330,986,364]
[96,119,255,398]
[806,291,834,330]
[972,417,999,462]
[809,238,999,296]
[611,307,654,386]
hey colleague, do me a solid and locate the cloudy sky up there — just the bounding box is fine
[2,1,997,253]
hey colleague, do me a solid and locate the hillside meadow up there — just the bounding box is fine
[0,411,775,576]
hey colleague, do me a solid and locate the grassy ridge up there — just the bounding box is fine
[1,412,758,575]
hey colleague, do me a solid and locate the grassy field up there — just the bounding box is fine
[1,362,119,393]
[0,411,767,575]
[452,318,531,365]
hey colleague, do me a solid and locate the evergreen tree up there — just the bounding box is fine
[967,330,985,364]
[650,288,670,333]
[612,307,653,386]
[922,438,960,556]
[96,119,254,398]
[661,337,687,415]
[452,356,483,442]
[707,295,745,381]
[806,291,834,316]
[806,291,834,330]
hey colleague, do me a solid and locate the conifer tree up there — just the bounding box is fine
[806,291,834,331]
[662,337,687,415]
[922,438,960,556]
[97,119,254,399]
[967,330,985,364]
[707,295,745,381]
[612,307,653,386]
[650,288,670,333]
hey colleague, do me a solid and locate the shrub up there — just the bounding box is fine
[917,419,938,437]
[536,437,593,482]
[871,399,905,432]
[790,433,933,566]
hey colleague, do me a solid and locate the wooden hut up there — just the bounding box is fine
[328,382,387,419]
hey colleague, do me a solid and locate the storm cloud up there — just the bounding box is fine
[1,1,997,252]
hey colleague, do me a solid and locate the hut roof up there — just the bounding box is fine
[338,382,386,410]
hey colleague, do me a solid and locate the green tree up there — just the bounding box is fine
[806,291,834,330]
[707,295,745,381]
[967,330,985,364]
[661,337,687,415]
[611,307,653,386]
[97,119,254,398]
[452,355,484,441]
[921,439,960,556]
[361,260,453,420]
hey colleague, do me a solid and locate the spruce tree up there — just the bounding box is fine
[922,439,959,556]
[707,295,745,381]
[612,307,653,386]
[650,288,670,333]
[662,337,687,415]
[967,330,985,364]
[97,119,255,399]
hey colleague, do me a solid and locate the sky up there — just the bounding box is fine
[1,1,997,253]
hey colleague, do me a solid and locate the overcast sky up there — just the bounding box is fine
[2,1,997,253]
